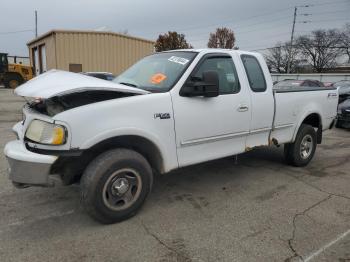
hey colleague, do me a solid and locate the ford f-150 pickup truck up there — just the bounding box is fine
[4,49,338,223]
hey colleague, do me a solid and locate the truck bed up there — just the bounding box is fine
[271,87,338,145]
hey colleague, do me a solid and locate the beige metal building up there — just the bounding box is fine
[27,29,155,76]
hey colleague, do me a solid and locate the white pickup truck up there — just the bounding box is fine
[4,49,338,223]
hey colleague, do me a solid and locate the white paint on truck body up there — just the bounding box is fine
[5,49,338,177]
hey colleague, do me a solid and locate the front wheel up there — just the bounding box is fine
[284,124,317,167]
[80,148,153,224]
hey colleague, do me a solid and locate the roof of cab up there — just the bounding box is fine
[166,48,260,56]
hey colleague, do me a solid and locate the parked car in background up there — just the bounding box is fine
[336,97,350,129]
[81,72,115,81]
[332,80,350,104]
[274,79,324,88]
[323,82,334,88]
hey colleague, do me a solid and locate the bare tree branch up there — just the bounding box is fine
[207,27,236,49]
[296,29,343,72]
[155,31,192,52]
[340,23,350,63]
[265,41,299,73]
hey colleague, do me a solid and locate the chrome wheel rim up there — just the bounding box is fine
[300,134,313,159]
[102,168,142,211]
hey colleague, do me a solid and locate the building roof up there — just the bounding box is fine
[27,29,155,46]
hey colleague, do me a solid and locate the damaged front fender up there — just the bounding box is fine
[31,90,141,116]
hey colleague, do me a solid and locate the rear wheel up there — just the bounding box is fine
[284,124,317,167]
[80,148,153,224]
[4,73,23,89]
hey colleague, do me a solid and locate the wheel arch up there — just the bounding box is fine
[52,134,167,186]
[293,112,323,144]
[85,135,166,174]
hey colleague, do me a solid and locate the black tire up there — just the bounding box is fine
[80,148,153,224]
[284,124,317,167]
[4,73,23,89]
[335,120,342,128]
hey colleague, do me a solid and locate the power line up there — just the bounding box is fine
[164,2,349,42]
[170,1,349,34]
[232,16,292,32]
[250,44,349,52]
[175,7,294,33]
[191,13,348,41]
[189,22,293,42]
[307,0,350,7]
[311,9,350,16]
[0,29,34,35]
[310,18,350,23]
[138,0,348,42]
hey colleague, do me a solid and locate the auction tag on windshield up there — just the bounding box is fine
[150,73,167,84]
[168,56,189,65]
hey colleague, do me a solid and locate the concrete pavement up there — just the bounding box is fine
[0,88,349,262]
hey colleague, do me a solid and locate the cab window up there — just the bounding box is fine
[241,55,266,92]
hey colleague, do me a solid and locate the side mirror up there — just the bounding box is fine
[180,70,219,97]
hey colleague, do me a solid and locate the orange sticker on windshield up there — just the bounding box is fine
[150,73,167,84]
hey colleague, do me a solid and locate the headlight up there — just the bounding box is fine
[25,119,66,145]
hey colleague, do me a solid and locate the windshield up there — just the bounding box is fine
[113,51,197,92]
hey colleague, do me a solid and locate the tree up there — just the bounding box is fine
[207,27,235,49]
[155,31,192,52]
[295,29,343,72]
[265,42,299,73]
[340,23,350,63]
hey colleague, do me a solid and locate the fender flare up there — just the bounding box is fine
[292,111,322,143]
[80,127,174,173]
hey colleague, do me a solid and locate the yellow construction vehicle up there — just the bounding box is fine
[0,53,34,89]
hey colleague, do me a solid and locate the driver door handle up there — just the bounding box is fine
[237,104,249,112]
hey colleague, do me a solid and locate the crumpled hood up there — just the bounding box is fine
[15,69,149,98]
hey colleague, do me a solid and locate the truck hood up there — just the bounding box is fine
[15,69,149,98]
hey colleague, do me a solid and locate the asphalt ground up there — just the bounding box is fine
[0,87,349,262]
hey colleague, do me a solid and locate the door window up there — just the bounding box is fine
[193,56,240,94]
[241,55,266,92]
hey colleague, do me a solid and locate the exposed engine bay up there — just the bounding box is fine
[29,90,139,116]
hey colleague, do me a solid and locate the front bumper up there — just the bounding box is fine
[4,140,58,187]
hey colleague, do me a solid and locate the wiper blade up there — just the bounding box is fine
[118,82,138,87]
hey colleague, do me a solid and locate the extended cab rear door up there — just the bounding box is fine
[240,53,274,148]
[171,52,251,167]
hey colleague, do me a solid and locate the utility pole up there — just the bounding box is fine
[35,10,38,38]
[286,7,297,74]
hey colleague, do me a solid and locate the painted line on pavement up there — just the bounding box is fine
[303,228,350,262]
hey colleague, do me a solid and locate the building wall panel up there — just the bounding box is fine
[28,30,154,75]
[27,34,56,72]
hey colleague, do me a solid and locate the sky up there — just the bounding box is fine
[0,0,349,57]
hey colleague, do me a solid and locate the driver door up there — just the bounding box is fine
[171,53,251,167]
